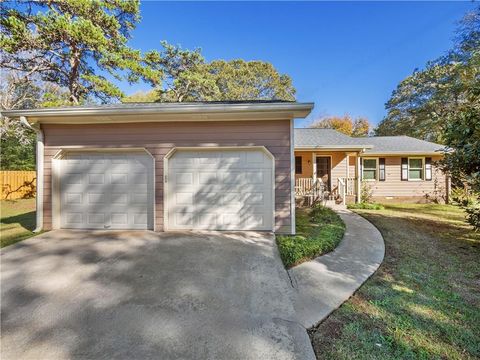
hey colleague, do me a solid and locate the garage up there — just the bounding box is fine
[167,148,274,231]
[4,102,314,233]
[58,151,154,230]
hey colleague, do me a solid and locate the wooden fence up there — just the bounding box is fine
[0,171,36,200]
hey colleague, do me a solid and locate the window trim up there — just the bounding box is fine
[295,156,302,175]
[407,157,425,181]
[362,157,378,181]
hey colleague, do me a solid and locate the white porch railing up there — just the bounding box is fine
[344,177,356,196]
[295,178,325,205]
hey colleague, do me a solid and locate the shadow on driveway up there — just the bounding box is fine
[1,230,314,360]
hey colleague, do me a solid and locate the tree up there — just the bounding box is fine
[204,60,296,101]
[138,41,296,102]
[375,7,480,144]
[352,117,370,137]
[310,115,371,136]
[122,90,158,103]
[378,7,479,229]
[0,70,71,170]
[1,0,161,104]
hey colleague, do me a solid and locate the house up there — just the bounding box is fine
[2,101,313,234]
[1,101,449,235]
[294,128,449,204]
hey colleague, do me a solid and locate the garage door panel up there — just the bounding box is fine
[168,149,273,231]
[60,152,153,230]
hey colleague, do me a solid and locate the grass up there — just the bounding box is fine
[1,198,36,248]
[348,202,385,210]
[276,205,345,268]
[309,203,480,360]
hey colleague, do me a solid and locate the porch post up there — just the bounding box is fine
[346,154,349,178]
[356,154,361,203]
[312,152,316,180]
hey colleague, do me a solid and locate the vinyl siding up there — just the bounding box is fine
[294,151,447,201]
[361,156,447,200]
[294,151,349,187]
[42,120,292,233]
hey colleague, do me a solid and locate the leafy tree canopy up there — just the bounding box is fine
[375,7,479,144]
[0,71,71,170]
[309,115,371,137]
[0,0,161,104]
[124,41,296,102]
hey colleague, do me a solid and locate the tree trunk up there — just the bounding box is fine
[68,46,81,105]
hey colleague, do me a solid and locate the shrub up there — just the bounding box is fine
[465,202,480,231]
[360,181,374,203]
[451,187,477,207]
[276,205,345,268]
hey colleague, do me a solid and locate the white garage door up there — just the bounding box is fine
[167,149,274,231]
[60,152,154,230]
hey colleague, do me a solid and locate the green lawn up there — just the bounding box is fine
[1,198,36,248]
[276,205,345,268]
[310,203,480,360]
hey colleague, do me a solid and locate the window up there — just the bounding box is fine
[295,156,302,174]
[362,158,377,180]
[379,158,386,181]
[408,158,424,180]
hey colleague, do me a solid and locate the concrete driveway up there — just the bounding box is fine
[1,230,314,360]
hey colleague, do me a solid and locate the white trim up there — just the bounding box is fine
[361,151,445,156]
[19,117,43,232]
[52,146,152,155]
[290,119,296,235]
[295,145,372,150]
[346,154,350,179]
[163,146,276,232]
[51,147,155,230]
[362,157,378,182]
[3,102,314,123]
[313,154,333,189]
[407,157,425,181]
[356,155,362,203]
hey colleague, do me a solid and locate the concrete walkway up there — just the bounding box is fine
[289,205,385,328]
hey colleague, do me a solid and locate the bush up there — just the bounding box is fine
[465,202,480,231]
[276,205,345,268]
[347,202,384,210]
[451,187,477,207]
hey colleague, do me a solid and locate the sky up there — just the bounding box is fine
[123,1,477,127]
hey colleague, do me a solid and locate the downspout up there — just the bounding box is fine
[20,116,43,232]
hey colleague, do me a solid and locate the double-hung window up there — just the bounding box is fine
[408,158,424,180]
[362,158,377,180]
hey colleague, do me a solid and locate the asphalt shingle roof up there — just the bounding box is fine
[294,128,445,154]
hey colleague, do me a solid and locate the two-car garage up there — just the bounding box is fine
[4,102,313,234]
[56,148,274,231]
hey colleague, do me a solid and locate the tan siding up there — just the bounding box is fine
[294,151,349,187]
[294,151,447,201]
[362,156,447,200]
[42,120,292,233]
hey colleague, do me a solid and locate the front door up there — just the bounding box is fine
[316,156,331,191]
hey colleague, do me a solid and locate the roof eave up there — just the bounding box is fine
[1,102,314,124]
[295,145,374,151]
[361,150,448,156]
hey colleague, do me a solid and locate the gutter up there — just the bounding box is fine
[20,116,43,232]
[1,102,314,119]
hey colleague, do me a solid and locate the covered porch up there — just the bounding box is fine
[294,150,362,205]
